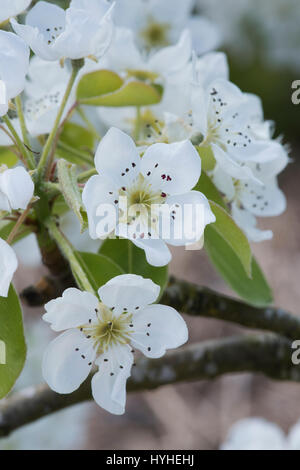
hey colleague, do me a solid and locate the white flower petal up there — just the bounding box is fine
[188,16,221,55]
[98,274,160,314]
[211,144,258,181]
[0,0,31,23]
[82,174,118,240]
[162,191,216,246]
[0,167,34,211]
[195,52,229,88]
[11,2,66,61]
[43,288,98,332]
[232,203,273,243]
[239,178,287,217]
[148,29,192,76]
[42,329,95,394]
[131,304,188,359]
[94,128,141,187]
[0,238,18,297]
[92,344,133,415]
[0,31,29,100]
[132,237,172,267]
[141,140,201,195]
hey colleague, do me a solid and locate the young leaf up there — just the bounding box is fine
[196,146,216,172]
[79,81,162,107]
[209,201,252,277]
[205,225,273,307]
[57,159,88,232]
[99,239,168,298]
[75,251,125,293]
[0,147,18,168]
[194,172,227,210]
[0,286,26,399]
[56,122,95,166]
[77,69,124,101]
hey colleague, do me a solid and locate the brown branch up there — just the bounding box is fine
[0,333,298,438]
[162,277,300,342]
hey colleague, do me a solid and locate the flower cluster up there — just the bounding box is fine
[0,0,289,414]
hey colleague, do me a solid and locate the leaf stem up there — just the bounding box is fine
[77,168,97,183]
[6,205,32,245]
[15,95,35,168]
[2,115,34,170]
[46,217,95,294]
[36,64,81,179]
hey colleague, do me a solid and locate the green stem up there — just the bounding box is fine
[77,107,101,140]
[2,115,34,170]
[37,63,81,179]
[128,239,133,273]
[46,218,95,294]
[134,107,141,142]
[77,168,97,183]
[15,95,35,168]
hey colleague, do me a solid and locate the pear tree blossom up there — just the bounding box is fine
[42,274,188,414]
[0,0,292,429]
[11,0,115,61]
[0,165,34,212]
[0,31,29,116]
[82,127,215,266]
[0,0,32,24]
[111,0,221,54]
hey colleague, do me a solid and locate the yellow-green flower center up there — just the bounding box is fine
[81,304,133,355]
[140,16,171,49]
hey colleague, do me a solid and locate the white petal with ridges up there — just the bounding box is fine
[92,344,133,415]
[43,288,98,332]
[94,128,141,187]
[42,329,95,394]
[131,304,188,359]
[141,140,201,195]
[98,274,160,315]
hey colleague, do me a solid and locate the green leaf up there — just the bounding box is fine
[75,251,125,292]
[99,239,168,298]
[57,159,88,232]
[205,226,273,307]
[79,80,162,107]
[197,146,216,172]
[0,147,18,168]
[209,201,252,277]
[194,172,227,210]
[0,286,26,399]
[60,122,95,151]
[77,70,124,101]
[56,122,95,166]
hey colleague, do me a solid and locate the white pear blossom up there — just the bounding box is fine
[0,238,18,297]
[0,31,29,116]
[209,92,288,242]
[0,56,74,146]
[104,27,192,86]
[0,0,31,23]
[83,127,215,267]
[0,166,34,212]
[112,0,220,54]
[97,51,228,143]
[42,274,188,415]
[11,0,114,62]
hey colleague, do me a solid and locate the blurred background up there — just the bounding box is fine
[1,0,300,450]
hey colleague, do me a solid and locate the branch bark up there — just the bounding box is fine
[162,277,300,341]
[0,333,298,438]
[22,275,300,342]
